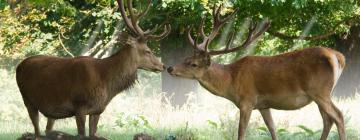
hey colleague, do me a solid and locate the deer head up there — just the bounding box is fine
[167,5,270,78]
[116,0,171,72]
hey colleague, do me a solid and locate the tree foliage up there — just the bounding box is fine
[0,0,359,59]
[0,0,120,58]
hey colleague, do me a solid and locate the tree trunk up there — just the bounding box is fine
[333,26,360,97]
[160,32,198,106]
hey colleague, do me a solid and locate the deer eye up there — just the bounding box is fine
[190,63,198,67]
[145,50,151,54]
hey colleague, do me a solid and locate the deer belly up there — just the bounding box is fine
[263,95,313,110]
[39,100,106,119]
[39,102,76,119]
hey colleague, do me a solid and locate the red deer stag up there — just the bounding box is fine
[167,5,346,140]
[16,0,170,139]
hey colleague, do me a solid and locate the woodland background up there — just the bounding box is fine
[1,0,360,139]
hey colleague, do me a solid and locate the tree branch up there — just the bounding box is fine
[268,15,359,41]
[267,30,336,41]
[88,40,103,57]
[58,33,75,57]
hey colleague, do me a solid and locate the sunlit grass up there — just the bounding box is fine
[1,69,360,140]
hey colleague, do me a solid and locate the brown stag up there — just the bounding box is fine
[167,5,346,140]
[16,0,170,139]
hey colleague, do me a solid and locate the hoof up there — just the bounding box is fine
[46,131,74,140]
[133,133,154,140]
[17,133,44,140]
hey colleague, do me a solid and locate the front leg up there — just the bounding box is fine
[259,109,278,140]
[75,114,86,137]
[89,114,100,137]
[238,106,253,140]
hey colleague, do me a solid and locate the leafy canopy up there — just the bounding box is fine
[0,0,359,59]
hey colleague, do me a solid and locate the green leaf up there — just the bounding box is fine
[207,120,218,128]
[297,125,315,135]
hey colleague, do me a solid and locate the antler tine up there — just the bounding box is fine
[213,4,222,24]
[144,15,172,40]
[242,20,257,47]
[144,24,159,35]
[126,0,145,36]
[207,4,224,40]
[251,19,271,41]
[199,18,207,38]
[118,0,171,41]
[221,8,239,23]
[194,36,201,50]
[146,24,172,41]
[206,4,237,44]
[241,20,270,48]
[204,38,210,52]
[137,0,152,20]
[188,4,237,53]
[212,4,217,22]
[225,31,236,50]
[208,19,271,55]
[186,26,196,47]
[189,27,204,51]
[117,0,136,35]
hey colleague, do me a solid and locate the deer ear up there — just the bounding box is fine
[117,32,136,47]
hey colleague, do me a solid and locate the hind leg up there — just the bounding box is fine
[330,102,346,140]
[25,106,41,139]
[259,109,278,140]
[312,95,346,140]
[318,106,334,140]
[45,118,55,134]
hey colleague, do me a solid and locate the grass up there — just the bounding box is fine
[1,69,360,140]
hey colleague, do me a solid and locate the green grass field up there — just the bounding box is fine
[1,69,360,140]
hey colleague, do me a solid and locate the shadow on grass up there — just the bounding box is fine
[13,131,155,140]
[2,126,359,140]
[16,131,107,140]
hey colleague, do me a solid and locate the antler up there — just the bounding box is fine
[187,5,238,51]
[187,4,270,55]
[207,19,271,55]
[117,0,171,40]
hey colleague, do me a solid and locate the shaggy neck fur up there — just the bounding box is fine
[101,46,138,98]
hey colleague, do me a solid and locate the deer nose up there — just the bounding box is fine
[167,67,174,73]
[163,65,167,70]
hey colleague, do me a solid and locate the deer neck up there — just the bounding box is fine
[197,62,232,98]
[101,46,139,96]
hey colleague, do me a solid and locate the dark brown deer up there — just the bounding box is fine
[16,0,170,139]
[167,5,346,140]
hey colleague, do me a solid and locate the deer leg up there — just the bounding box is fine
[45,118,55,134]
[330,102,346,140]
[75,114,86,137]
[259,109,278,140]
[313,97,346,140]
[318,106,334,140]
[26,106,41,139]
[23,98,41,139]
[89,114,100,137]
[238,107,252,140]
